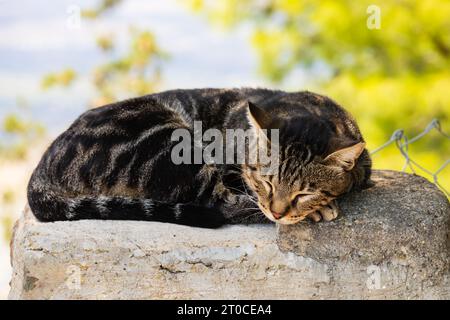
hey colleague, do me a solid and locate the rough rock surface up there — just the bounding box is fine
[278,170,450,299]
[9,170,450,299]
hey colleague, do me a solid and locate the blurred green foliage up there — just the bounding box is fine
[188,0,450,193]
[1,190,15,242]
[81,0,122,19]
[91,29,166,106]
[0,100,45,160]
[41,69,77,89]
[42,0,165,107]
[0,214,14,242]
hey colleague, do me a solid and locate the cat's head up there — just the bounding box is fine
[242,102,366,224]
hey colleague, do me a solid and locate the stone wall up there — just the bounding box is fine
[8,171,450,299]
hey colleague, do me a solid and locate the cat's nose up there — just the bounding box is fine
[271,211,283,220]
[270,200,287,220]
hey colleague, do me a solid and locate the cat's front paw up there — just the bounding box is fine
[308,201,340,222]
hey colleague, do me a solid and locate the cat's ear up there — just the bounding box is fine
[247,101,272,130]
[322,142,366,171]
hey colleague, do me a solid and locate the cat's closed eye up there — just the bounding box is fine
[292,192,315,205]
[261,180,273,194]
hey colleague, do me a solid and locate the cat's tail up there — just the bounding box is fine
[27,180,228,229]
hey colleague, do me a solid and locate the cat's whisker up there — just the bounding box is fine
[226,186,257,201]
[237,207,260,213]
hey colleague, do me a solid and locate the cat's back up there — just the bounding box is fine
[33,94,195,194]
[151,88,363,142]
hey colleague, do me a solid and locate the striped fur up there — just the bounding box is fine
[28,88,371,228]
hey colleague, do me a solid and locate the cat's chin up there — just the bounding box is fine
[261,212,305,225]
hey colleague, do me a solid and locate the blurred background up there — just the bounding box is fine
[0,0,448,299]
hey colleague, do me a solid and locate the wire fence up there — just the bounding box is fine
[370,119,449,197]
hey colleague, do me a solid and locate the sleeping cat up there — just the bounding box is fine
[27,88,372,228]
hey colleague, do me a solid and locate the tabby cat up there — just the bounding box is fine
[27,88,372,228]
